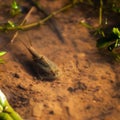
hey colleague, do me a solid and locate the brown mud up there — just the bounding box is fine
[0,0,120,120]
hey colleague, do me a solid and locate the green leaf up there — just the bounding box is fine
[0,51,6,57]
[11,0,19,10]
[112,27,120,38]
[10,0,21,16]
[7,21,15,28]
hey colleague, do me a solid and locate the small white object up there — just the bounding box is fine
[0,90,6,106]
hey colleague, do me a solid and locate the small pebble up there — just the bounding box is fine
[17,85,27,91]
[49,110,54,115]
[13,73,20,78]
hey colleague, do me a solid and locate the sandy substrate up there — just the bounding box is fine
[0,0,120,120]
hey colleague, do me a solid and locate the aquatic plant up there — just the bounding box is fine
[0,90,23,120]
[0,51,6,64]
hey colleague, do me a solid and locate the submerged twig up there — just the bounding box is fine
[11,7,34,43]
[0,3,74,31]
[99,0,103,26]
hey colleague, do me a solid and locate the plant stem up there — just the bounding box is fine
[21,3,73,30]
[99,0,103,26]
[11,7,34,43]
[0,3,74,31]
